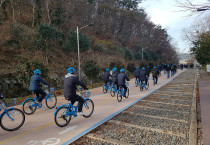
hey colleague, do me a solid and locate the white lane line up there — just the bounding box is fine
[58,126,78,135]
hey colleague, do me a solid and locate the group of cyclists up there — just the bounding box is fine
[103,63,180,94]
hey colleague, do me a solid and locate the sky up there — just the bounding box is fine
[139,0,210,54]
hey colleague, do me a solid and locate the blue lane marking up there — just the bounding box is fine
[61,73,181,145]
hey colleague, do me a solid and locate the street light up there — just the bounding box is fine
[197,8,210,11]
[77,23,94,81]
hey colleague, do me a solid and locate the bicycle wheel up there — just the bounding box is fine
[145,82,149,90]
[110,87,115,97]
[54,106,71,127]
[117,90,122,102]
[125,88,129,98]
[103,85,107,93]
[83,99,94,118]
[23,99,37,115]
[0,108,25,131]
[46,93,57,109]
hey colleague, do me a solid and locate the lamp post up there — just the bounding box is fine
[77,23,94,81]
[197,8,210,11]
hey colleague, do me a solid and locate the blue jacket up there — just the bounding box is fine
[134,69,140,77]
[29,74,49,91]
[117,73,130,86]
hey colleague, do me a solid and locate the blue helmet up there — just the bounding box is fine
[142,67,146,71]
[120,68,125,72]
[67,67,75,74]
[147,66,149,68]
[34,69,41,74]
[136,67,139,69]
[154,66,157,69]
[106,68,109,72]
[114,67,117,71]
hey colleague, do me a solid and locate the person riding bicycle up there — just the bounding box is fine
[134,67,140,82]
[139,67,148,85]
[29,69,50,104]
[166,64,171,76]
[64,67,88,116]
[117,69,130,97]
[103,68,111,86]
[152,66,158,84]
[146,66,150,78]
[112,67,119,90]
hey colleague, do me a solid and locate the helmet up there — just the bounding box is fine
[34,69,41,74]
[106,68,109,72]
[67,67,75,74]
[114,67,117,71]
[147,66,149,68]
[142,67,146,71]
[136,67,139,69]
[154,66,157,69]
[120,68,125,72]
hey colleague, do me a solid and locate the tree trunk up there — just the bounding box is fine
[10,0,15,22]
[46,0,51,25]
[32,1,35,28]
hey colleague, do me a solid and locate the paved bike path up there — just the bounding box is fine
[199,80,210,145]
[0,71,183,145]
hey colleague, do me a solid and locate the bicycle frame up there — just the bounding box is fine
[54,98,89,118]
[0,107,15,121]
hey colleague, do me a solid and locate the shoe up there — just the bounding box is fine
[35,100,41,106]
[77,112,84,116]
[123,95,126,97]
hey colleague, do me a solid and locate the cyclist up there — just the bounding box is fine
[146,66,150,78]
[64,67,88,116]
[103,68,111,86]
[166,64,171,77]
[134,67,140,82]
[152,66,158,84]
[139,67,148,85]
[117,69,130,97]
[112,67,119,90]
[29,69,50,104]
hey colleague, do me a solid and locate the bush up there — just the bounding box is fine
[109,61,125,71]
[15,56,48,88]
[127,63,135,73]
[124,49,134,60]
[189,63,194,68]
[83,60,100,81]
[63,31,90,53]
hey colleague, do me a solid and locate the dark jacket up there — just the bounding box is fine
[103,71,111,83]
[112,71,118,84]
[166,66,171,71]
[29,74,49,91]
[117,73,130,86]
[64,74,87,98]
[152,69,158,77]
[139,70,147,81]
[146,68,150,76]
[134,69,140,77]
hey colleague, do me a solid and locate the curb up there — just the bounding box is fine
[189,71,197,145]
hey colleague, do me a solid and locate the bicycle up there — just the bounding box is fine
[102,82,112,93]
[140,81,149,91]
[22,86,57,115]
[110,84,118,97]
[54,88,94,127]
[135,78,140,87]
[117,83,129,102]
[0,94,25,131]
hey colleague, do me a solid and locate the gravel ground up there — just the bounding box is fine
[136,101,191,112]
[71,70,196,145]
